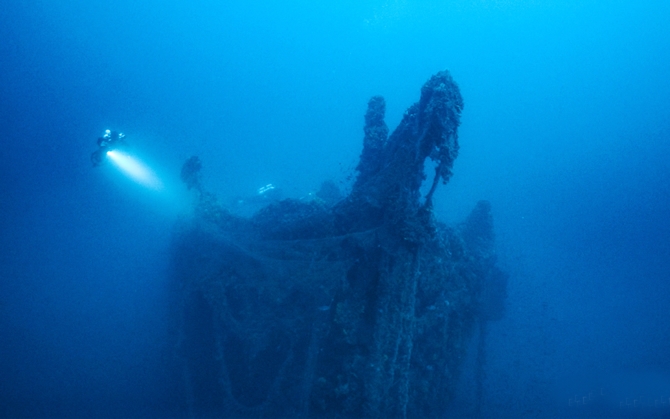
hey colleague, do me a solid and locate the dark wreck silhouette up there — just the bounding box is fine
[170,70,507,418]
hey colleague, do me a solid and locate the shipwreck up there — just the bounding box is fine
[170,70,507,418]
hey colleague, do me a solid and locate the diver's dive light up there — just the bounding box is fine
[106,149,164,191]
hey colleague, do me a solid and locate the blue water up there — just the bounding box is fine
[1,1,669,417]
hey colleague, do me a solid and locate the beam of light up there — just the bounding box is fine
[106,150,164,190]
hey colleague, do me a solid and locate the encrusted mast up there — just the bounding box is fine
[336,70,463,237]
[171,70,505,418]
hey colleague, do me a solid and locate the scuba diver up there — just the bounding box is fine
[91,129,127,166]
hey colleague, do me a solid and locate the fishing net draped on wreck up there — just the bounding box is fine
[171,70,506,418]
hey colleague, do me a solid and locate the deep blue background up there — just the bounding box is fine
[1,1,669,417]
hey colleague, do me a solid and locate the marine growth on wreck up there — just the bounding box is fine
[170,70,507,418]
